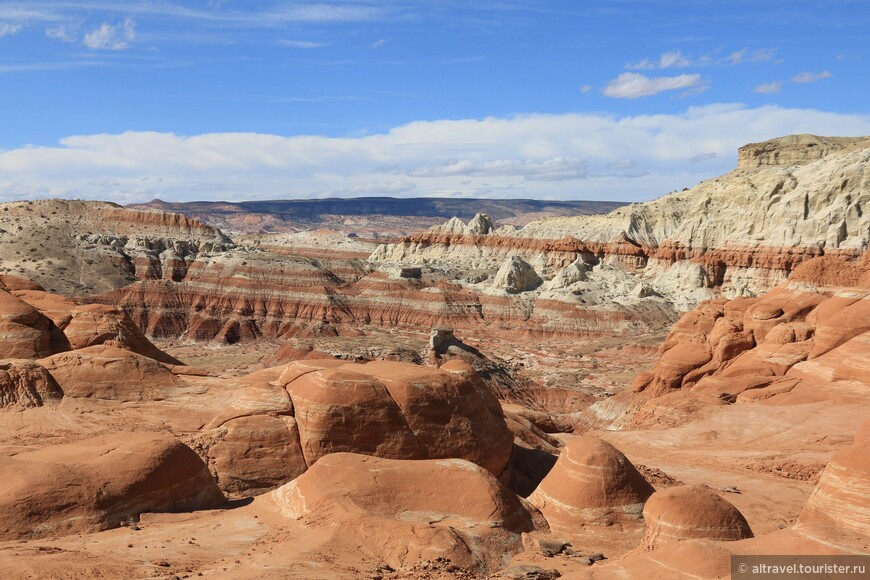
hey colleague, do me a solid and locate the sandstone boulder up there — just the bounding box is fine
[38,344,183,401]
[273,453,538,572]
[285,360,513,475]
[0,289,54,359]
[641,485,753,549]
[529,435,654,528]
[0,432,224,540]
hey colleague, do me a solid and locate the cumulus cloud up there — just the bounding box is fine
[791,70,832,83]
[602,72,704,98]
[2,105,870,203]
[83,18,135,50]
[753,81,782,94]
[0,22,23,37]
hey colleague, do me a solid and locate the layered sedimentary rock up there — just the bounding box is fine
[0,432,224,540]
[0,199,231,295]
[272,452,539,572]
[38,344,183,401]
[191,359,514,497]
[528,435,654,528]
[798,432,870,537]
[641,485,753,549]
[372,135,870,312]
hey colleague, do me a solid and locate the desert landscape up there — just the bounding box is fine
[0,134,868,578]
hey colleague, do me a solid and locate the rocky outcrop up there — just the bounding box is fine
[189,360,514,497]
[0,360,62,410]
[38,344,183,401]
[491,256,543,294]
[641,485,753,549]
[372,135,870,314]
[528,435,654,528]
[283,359,513,474]
[272,452,539,573]
[627,251,870,409]
[0,432,224,540]
[798,431,870,537]
[737,135,870,169]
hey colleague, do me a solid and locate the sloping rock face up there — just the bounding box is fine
[372,135,870,312]
[0,289,55,359]
[272,452,539,573]
[641,485,753,549]
[528,435,654,528]
[0,432,224,540]
[798,432,870,537]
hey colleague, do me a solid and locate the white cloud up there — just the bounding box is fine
[753,81,782,94]
[83,18,135,50]
[627,50,691,70]
[0,22,22,37]
[580,84,594,93]
[724,47,777,65]
[342,180,417,195]
[407,157,587,181]
[2,105,870,203]
[276,39,327,48]
[626,47,777,70]
[689,152,717,163]
[791,70,833,84]
[46,24,77,42]
[372,38,387,48]
[602,72,704,98]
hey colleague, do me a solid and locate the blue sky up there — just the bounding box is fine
[1,0,869,203]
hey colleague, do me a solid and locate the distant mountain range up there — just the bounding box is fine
[129,197,626,236]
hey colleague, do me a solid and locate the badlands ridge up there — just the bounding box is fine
[0,134,867,578]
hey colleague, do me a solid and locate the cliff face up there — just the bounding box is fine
[0,200,231,295]
[373,135,870,309]
[737,134,870,169]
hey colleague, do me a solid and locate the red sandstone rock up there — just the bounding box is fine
[0,289,55,359]
[641,485,753,549]
[0,432,224,540]
[0,359,62,410]
[272,452,539,572]
[38,344,183,401]
[529,435,654,528]
[798,432,870,537]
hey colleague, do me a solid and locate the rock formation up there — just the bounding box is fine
[641,485,753,549]
[272,452,539,572]
[0,432,224,540]
[491,256,543,294]
[798,432,870,537]
[528,435,654,528]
